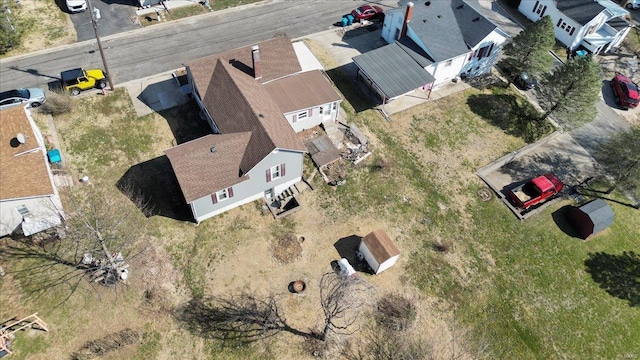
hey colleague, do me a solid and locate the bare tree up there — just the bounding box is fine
[318,272,373,341]
[0,184,149,303]
[342,320,491,360]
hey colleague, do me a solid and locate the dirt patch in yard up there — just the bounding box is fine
[3,0,76,57]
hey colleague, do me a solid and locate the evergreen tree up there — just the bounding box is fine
[503,15,556,75]
[535,55,602,129]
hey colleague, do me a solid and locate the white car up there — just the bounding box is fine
[66,0,87,13]
[0,88,46,110]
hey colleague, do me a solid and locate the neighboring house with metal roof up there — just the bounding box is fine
[519,0,631,54]
[166,36,342,223]
[0,107,64,237]
[354,0,508,102]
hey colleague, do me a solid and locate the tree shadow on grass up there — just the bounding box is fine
[116,156,193,222]
[584,251,640,307]
[175,294,311,345]
[467,92,550,143]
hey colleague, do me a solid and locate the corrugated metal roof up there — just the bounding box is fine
[353,42,435,99]
[263,70,342,114]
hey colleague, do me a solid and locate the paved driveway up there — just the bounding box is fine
[70,0,139,42]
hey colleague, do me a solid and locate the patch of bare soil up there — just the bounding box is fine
[70,328,141,360]
[271,233,303,264]
[5,0,76,57]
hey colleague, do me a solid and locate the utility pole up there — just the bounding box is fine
[86,0,114,91]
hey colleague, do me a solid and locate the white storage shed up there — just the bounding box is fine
[359,229,400,274]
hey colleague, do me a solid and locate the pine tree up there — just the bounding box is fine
[535,55,602,129]
[503,15,556,75]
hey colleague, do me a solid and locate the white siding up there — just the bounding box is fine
[0,196,63,237]
[190,150,304,222]
[462,29,509,77]
[285,101,340,133]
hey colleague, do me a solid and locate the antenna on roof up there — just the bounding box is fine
[16,133,26,144]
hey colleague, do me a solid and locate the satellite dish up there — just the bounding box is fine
[16,133,25,144]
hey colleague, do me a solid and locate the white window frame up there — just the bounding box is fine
[16,205,31,218]
[270,164,282,180]
[297,111,308,120]
[216,188,229,202]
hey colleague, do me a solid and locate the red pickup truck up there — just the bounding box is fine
[508,173,563,209]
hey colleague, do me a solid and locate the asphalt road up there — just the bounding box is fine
[0,0,397,91]
[70,0,139,42]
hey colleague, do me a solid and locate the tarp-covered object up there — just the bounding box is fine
[567,199,614,239]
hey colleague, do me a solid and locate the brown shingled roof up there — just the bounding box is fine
[0,107,54,200]
[362,229,400,263]
[164,133,251,203]
[203,59,306,175]
[187,36,302,99]
[263,70,342,114]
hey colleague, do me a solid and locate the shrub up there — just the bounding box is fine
[375,293,418,331]
[40,93,73,115]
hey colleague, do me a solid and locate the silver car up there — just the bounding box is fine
[0,88,47,110]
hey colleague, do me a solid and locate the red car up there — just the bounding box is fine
[351,5,384,21]
[611,74,639,109]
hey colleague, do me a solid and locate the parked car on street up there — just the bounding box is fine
[514,71,537,90]
[60,68,108,96]
[66,0,87,12]
[350,5,384,21]
[0,88,46,110]
[611,73,639,109]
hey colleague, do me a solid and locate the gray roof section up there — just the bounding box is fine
[557,0,605,26]
[396,37,434,67]
[353,42,435,99]
[397,0,498,62]
[607,17,632,31]
[578,199,614,234]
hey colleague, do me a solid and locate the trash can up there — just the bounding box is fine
[342,16,348,27]
[47,149,62,164]
[576,50,588,57]
[347,14,354,26]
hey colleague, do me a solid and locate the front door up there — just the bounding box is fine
[265,188,274,199]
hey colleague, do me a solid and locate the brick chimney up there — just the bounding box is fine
[252,45,262,80]
[400,2,414,38]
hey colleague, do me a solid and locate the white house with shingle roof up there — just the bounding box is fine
[0,107,64,237]
[165,36,343,223]
[518,0,632,54]
[354,0,509,102]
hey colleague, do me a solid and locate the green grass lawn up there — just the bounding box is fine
[2,75,639,359]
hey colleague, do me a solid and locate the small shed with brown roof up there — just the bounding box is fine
[359,229,400,274]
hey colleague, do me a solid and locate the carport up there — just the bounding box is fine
[352,41,435,102]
